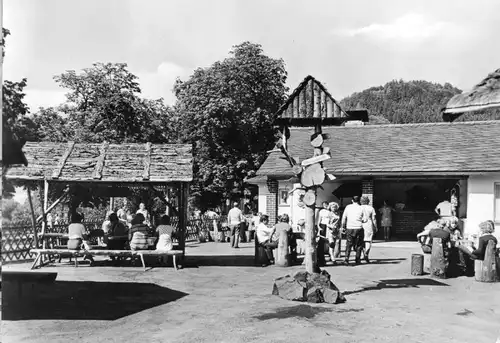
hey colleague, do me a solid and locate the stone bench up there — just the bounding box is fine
[30,248,183,271]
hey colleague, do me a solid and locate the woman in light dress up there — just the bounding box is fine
[326,202,341,264]
[361,196,377,263]
[379,200,395,241]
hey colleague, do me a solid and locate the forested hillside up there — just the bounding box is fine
[340,80,500,124]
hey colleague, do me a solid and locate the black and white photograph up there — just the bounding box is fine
[1,1,499,342]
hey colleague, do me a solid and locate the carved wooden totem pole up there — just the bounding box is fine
[277,123,331,273]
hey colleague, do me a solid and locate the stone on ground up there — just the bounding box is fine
[272,270,346,304]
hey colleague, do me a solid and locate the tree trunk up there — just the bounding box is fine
[304,203,317,273]
[276,229,290,267]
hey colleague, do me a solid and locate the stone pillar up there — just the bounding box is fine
[266,179,278,225]
[362,179,374,206]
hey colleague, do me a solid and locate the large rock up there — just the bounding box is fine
[272,270,346,304]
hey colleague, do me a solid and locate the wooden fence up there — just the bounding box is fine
[1,215,231,263]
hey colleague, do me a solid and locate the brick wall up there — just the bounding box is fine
[362,179,374,205]
[391,211,437,237]
[266,179,278,225]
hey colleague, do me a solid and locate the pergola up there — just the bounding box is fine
[4,141,193,258]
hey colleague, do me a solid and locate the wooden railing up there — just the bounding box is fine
[1,215,233,263]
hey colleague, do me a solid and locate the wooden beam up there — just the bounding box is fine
[299,88,307,118]
[326,98,333,118]
[148,184,179,216]
[142,142,152,180]
[334,103,341,117]
[320,90,326,117]
[36,187,70,223]
[313,83,321,118]
[301,154,331,167]
[92,141,109,180]
[309,79,314,117]
[26,187,39,248]
[51,141,75,179]
[293,94,299,118]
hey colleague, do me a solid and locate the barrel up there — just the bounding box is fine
[411,254,424,276]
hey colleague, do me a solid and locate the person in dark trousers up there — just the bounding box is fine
[341,196,367,265]
[256,215,277,266]
[227,202,244,248]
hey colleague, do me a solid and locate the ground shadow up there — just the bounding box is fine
[254,305,364,320]
[3,280,188,321]
[185,255,258,267]
[360,258,406,265]
[343,278,449,295]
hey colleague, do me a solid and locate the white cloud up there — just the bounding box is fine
[136,61,188,105]
[334,13,464,41]
[24,89,68,112]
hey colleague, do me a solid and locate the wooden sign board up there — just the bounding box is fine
[301,153,331,167]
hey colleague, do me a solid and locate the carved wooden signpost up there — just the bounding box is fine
[277,123,330,273]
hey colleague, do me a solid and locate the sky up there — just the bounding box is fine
[3,0,500,112]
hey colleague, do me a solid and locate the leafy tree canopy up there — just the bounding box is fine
[41,62,178,143]
[173,41,288,209]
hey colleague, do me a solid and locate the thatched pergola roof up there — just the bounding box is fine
[4,141,193,183]
[443,68,500,120]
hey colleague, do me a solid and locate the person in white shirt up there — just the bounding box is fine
[205,209,220,241]
[227,202,244,248]
[341,196,367,265]
[256,215,277,265]
[316,201,331,266]
[136,202,151,226]
[435,200,453,218]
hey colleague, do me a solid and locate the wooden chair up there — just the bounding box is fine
[474,240,498,282]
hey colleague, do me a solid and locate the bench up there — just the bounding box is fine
[30,249,183,271]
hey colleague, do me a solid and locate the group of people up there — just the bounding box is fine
[65,202,177,265]
[417,217,497,276]
[252,195,389,267]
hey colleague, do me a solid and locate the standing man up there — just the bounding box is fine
[227,202,244,248]
[341,196,367,265]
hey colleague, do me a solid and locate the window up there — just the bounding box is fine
[279,189,290,206]
[495,183,500,223]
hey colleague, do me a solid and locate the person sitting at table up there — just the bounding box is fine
[105,212,128,250]
[129,213,150,251]
[256,215,277,266]
[457,220,497,261]
[156,215,176,251]
[67,213,95,265]
[275,214,297,263]
[417,219,450,254]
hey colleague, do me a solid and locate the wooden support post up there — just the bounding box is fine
[41,180,49,251]
[26,187,39,249]
[430,238,447,279]
[276,229,290,267]
[178,182,188,267]
[474,240,498,282]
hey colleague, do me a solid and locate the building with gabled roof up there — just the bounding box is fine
[251,76,500,240]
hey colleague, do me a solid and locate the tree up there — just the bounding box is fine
[173,42,288,209]
[340,80,464,124]
[53,62,178,143]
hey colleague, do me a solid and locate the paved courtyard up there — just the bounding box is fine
[2,240,500,343]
